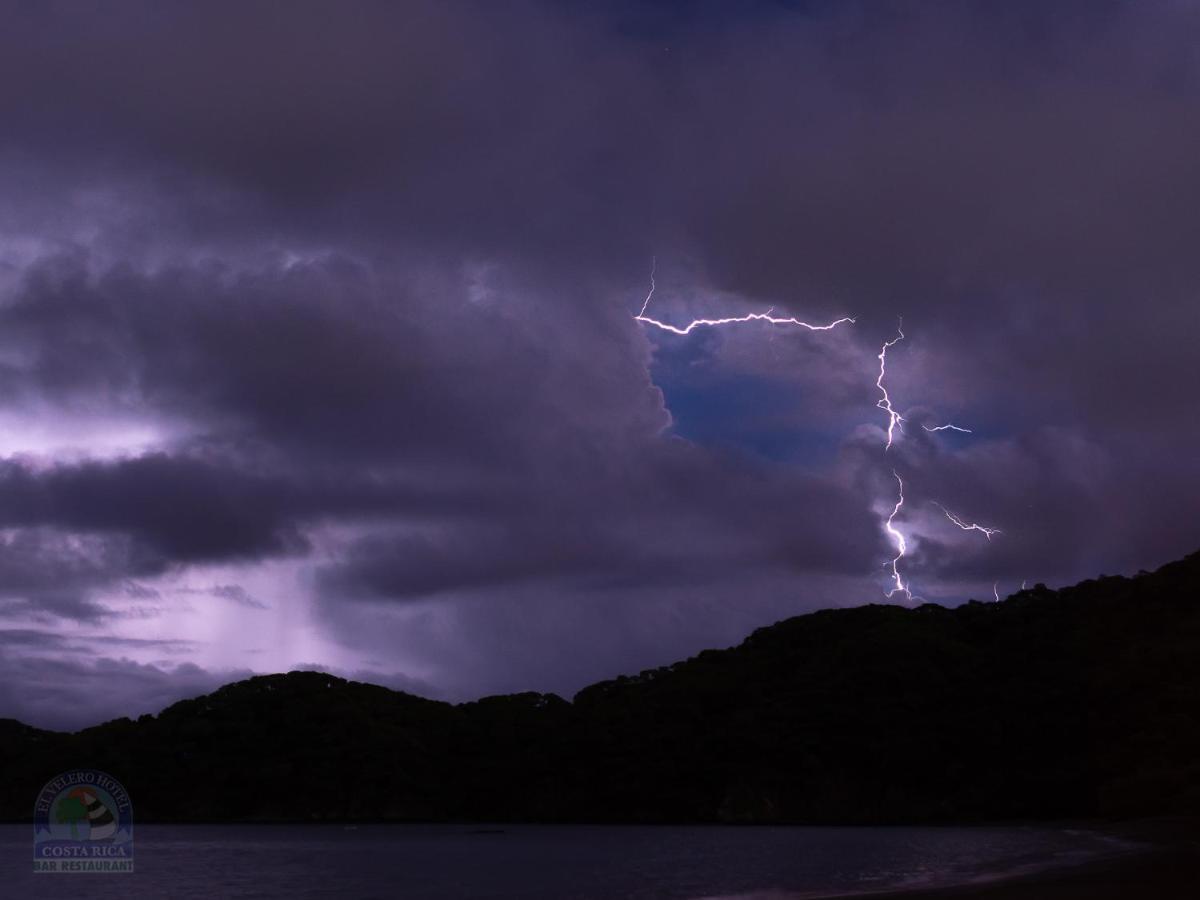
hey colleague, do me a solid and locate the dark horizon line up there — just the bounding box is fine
[6,546,1194,738]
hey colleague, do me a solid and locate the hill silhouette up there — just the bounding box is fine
[3,552,1199,823]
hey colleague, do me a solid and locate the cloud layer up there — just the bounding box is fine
[1,1,1198,727]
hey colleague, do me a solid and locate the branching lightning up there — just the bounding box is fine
[634,259,855,336]
[933,502,1002,541]
[884,470,915,601]
[631,260,1002,605]
[875,322,905,450]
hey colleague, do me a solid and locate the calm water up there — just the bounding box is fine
[5,823,1131,899]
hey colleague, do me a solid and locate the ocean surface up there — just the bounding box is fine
[4,823,1133,899]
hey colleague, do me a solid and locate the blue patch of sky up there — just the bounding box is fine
[649,358,846,465]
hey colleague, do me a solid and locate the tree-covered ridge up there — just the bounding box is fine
[2,552,1198,823]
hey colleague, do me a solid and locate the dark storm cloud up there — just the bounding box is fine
[0,628,194,654]
[207,585,268,609]
[0,249,881,613]
[2,1,1195,302]
[1,253,655,468]
[0,1,1197,719]
[174,584,269,609]
[318,448,879,602]
[0,650,249,731]
[2,0,1194,432]
[0,0,657,262]
[0,528,161,621]
[0,454,305,562]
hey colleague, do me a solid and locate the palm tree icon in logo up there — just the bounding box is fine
[55,794,89,839]
[54,788,118,840]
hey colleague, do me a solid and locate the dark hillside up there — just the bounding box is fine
[2,553,1198,823]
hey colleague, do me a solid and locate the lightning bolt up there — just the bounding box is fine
[933,503,1002,540]
[636,309,857,336]
[884,470,915,601]
[638,256,657,318]
[634,260,855,336]
[875,322,905,450]
[992,581,1000,603]
[632,262,1001,605]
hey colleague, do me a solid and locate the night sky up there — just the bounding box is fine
[2,1,1198,729]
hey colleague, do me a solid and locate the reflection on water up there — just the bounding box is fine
[4,823,1131,899]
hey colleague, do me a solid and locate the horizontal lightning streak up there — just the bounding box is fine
[923,423,972,434]
[634,259,854,336]
[636,311,856,336]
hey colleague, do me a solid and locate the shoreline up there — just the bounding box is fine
[841,818,1200,900]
